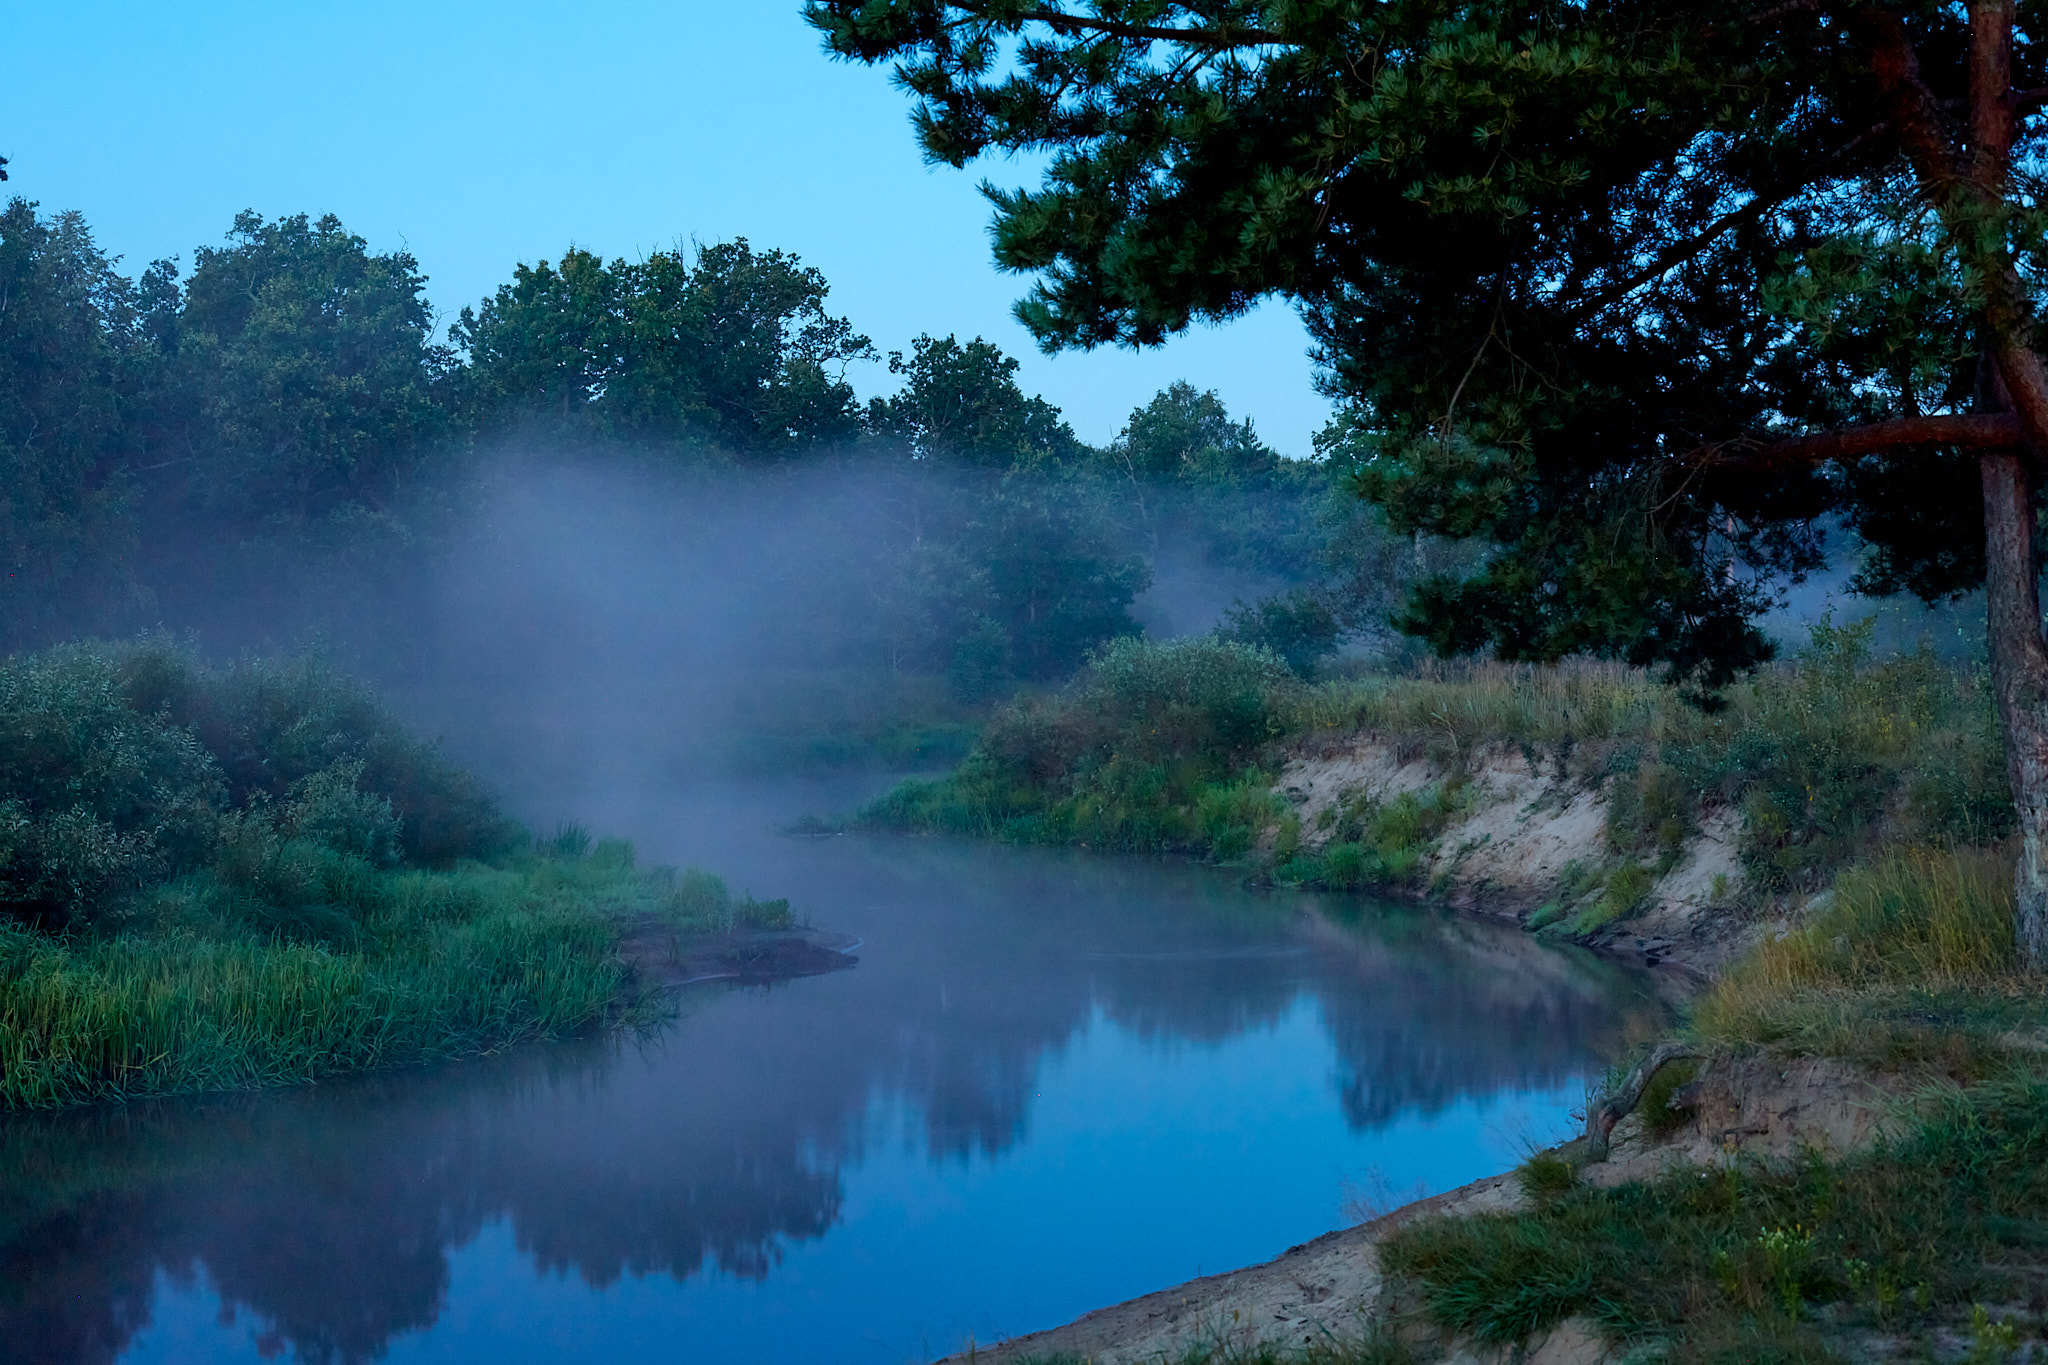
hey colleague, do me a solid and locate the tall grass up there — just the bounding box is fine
[0,639,792,1111]
[1693,846,2033,1059]
[1010,1337,1412,1365]
[0,852,655,1111]
[1291,658,1671,750]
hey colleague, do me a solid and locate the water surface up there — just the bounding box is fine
[0,779,1667,1364]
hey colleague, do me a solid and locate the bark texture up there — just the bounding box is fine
[1581,1041,1698,1164]
[1981,451,2048,966]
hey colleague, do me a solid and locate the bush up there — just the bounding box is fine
[1671,620,2008,889]
[976,636,1294,790]
[1076,635,1296,766]
[873,637,1300,857]
[1217,589,1345,678]
[281,760,402,866]
[117,642,519,863]
[0,644,223,926]
[0,639,521,929]
[0,801,161,929]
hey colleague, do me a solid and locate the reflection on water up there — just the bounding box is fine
[0,781,1669,1365]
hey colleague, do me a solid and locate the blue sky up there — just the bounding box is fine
[7,2,1334,453]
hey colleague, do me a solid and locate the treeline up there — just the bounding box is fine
[1,200,1412,696]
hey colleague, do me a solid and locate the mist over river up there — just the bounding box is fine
[0,775,1668,1364]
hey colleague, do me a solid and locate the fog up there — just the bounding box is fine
[134,446,1321,820]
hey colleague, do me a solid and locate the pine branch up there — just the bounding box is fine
[1731,412,2024,466]
[972,6,1289,48]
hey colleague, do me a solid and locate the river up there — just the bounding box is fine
[0,776,1668,1364]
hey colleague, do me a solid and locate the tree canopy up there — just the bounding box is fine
[453,239,873,459]
[803,1,2041,678]
[2,198,1400,703]
[806,1,2048,957]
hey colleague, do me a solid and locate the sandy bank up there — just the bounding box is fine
[1271,736,1771,981]
[938,1052,1904,1363]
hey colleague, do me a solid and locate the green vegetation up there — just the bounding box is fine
[0,197,1417,736]
[1276,786,1467,893]
[865,636,1299,855]
[1382,1078,2048,1361]
[868,621,2009,916]
[1694,846,2037,1067]
[1373,826,2048,1358]
[0,639,780,1111]
[812,0,2048,964]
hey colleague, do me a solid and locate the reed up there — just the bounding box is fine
[0,853,654,1111]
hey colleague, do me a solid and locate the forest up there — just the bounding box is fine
[0,199,1410,704]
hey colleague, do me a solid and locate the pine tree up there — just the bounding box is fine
[808,1,2048,962]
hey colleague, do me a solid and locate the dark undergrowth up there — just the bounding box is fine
[0,638,783,1110]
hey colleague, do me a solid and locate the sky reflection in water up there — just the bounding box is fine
[0,781,1668,1365]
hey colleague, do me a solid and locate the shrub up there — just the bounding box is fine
[0,644,223,926]
[1216,589,1345,678]
[1675,620,2007,889]
[281,760,402,866]
[1075,635,1295,768]
[124,645,520,864]
[0,639,525,928]
[0,802,161,929]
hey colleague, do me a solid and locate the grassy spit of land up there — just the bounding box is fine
[0,639,790,1112]
[886,627,2048,1361]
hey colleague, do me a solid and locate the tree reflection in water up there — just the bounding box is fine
[0,832,1667,1365]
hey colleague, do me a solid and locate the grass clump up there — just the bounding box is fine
[1275,786,1464,891]
[1380,1079,2048,1359]
[1694,845,2029,1060]
[0,638,783,1110]
[665,867,794,932]
[1638,1056,1703,1137]
[1516,1148,1579,1201]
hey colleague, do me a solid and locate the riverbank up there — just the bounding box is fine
[0,641,821,1111]
[943,843,2048,1362]
[866,624,2005,979]
[880,632,2046,1360]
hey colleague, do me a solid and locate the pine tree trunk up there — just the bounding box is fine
[1979,450,2048,966]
